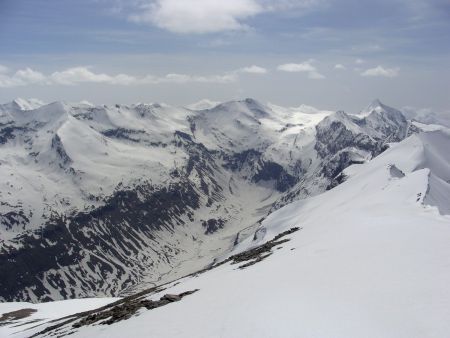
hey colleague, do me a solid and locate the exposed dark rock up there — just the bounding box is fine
[223,151,297,192]
[389,164,406,178]
[0,210,30,231]
[0,124,30,144]
[326,172,348,190]
[51,134,72,167]
[31,286,198,336]
[73,291,197,329]
[222,149,262,172]
[202,218,225,234]
[101,128,146,142]
[162,294,181,302]
[315,119,380,160]
[252,161,297,192]
[0,308,37,324]
[406,122,422,136]
[227,227,301,269]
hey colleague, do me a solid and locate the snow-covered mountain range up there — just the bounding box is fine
[0,97,447,307]
[1,106,449,337]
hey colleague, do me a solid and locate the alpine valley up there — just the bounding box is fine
[1,97,449,338]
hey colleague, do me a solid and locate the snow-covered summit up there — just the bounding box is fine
[205,98,270,118]
[11,98,45,111]
[358,98,404,120]
[185,99,220,110]
[358,98,385,116]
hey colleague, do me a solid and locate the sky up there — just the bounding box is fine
[0,0,449,113]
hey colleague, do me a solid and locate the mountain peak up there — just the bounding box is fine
[242,97,260,105]
[369,98,383,107]
[210,98,265,112]
[12,97,45,111]
[185,99,220,111]
[364,99,385,113]
[241,98,266,110]
[357,99,389,117]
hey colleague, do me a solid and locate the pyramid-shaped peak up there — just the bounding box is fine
[369,98,383,108]
[12,98,45,111]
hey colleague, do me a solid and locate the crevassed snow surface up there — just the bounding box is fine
[4,129,449,338]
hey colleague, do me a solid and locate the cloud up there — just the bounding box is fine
[0,68,47,88]
[355,58,365,64]
[130,0,263,34]
[0,65,9,74]
[277,61,325,79]
[334,64,346,70]
[277,63,314,72]
[261,0,323,11]
[14,68,47,84]
[50,67,137,85]
[0,66,243,88]
[128,0,322,34]
[239,65,268,74]
[150,73,237,84]
[361,65,399,78]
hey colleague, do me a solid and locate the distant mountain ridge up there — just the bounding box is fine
[0,98,441,302]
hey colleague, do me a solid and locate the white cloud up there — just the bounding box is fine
[308,71,325,79]
[277,62,314,72]
[151,73,237,84]
[0,66,240,88]
[0,68,47,88]
[239,65,268,74]
[130,0,263,34]
[361,66,399,78]
[0,65,9,74]
[14,68,47,84]
[277,61,325,79]
[355,58,364,64]
[50,67,137,85]
[127,0,321,34]
[261,0,323,11]
[334,64,346,70]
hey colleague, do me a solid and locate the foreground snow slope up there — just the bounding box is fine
[4,129,448,338]
[0,298,119,337]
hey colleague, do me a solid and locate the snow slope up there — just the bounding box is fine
[0,298,119,337]
[3,129,449,337]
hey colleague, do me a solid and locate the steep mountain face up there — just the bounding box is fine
[273,101,409,209]
[0,98,414,302]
